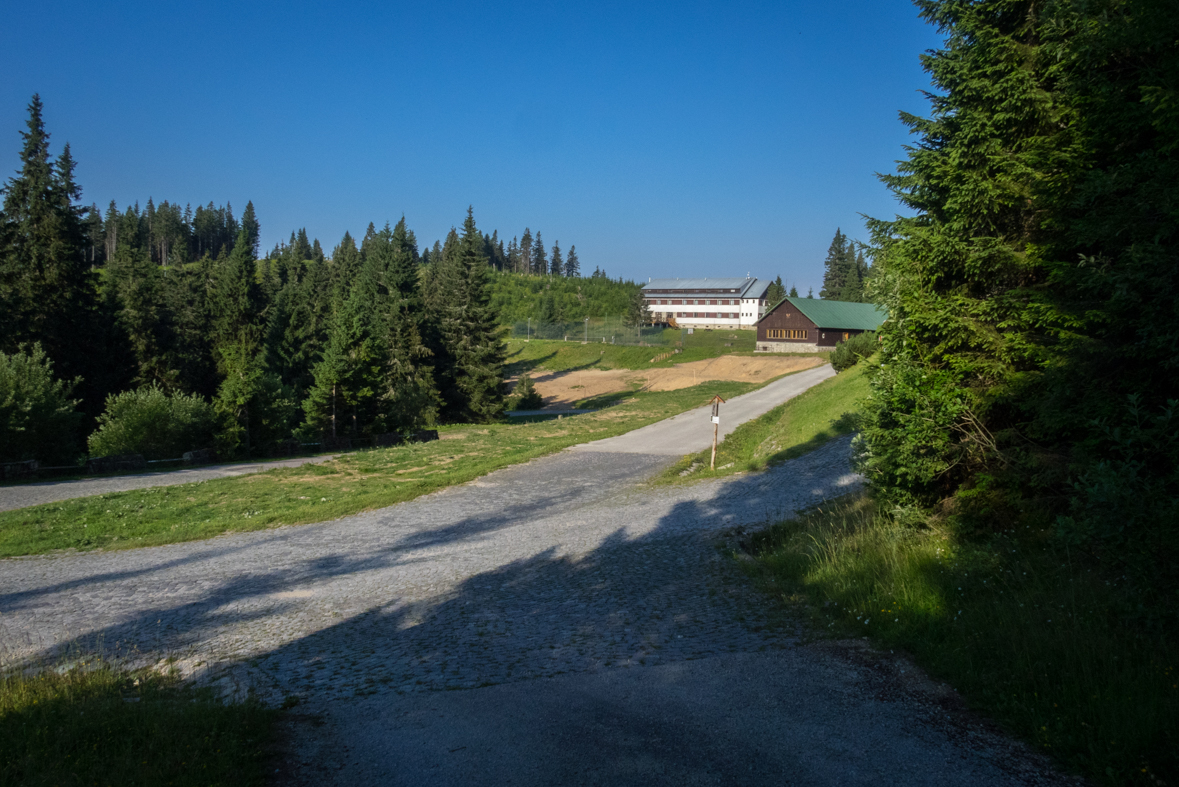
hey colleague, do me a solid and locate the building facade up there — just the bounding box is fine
[755,297,886,353]
[641,277,770,330]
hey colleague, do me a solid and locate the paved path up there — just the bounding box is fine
[0,454,337,513]
[0,436,1068,786]
[571,364,836,455]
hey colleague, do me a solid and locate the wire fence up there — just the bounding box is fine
[510,317,678,346]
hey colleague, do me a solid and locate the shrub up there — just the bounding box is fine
[830,331,878,372]
[511,374,544,410]
[88,386,215,461]
[0,344,82,465]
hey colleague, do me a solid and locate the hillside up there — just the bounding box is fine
[487,271,641,324]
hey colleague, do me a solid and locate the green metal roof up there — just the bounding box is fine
[759,297,887,331]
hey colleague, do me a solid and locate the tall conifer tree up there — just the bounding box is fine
[564,245,580,277]
[0,95,104,416]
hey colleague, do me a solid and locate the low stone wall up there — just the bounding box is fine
[182,449,216,466]
[2,460,39,480]
[755,341,828,353]
[86,454,147,474]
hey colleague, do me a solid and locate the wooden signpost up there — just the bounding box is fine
[709,394,725,470]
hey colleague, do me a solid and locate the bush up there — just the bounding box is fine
[830,331,878,372]
[88,386,215,461]
[511,374,544,410]
[0,344,81,465]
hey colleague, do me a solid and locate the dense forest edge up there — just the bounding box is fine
[768,1,1176,784]
[0,96,655,468]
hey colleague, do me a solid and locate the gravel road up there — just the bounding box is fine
[0,455,339,513]
[572,363,836,455]
[0,434,1070,786]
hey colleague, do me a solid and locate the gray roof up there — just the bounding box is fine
[642,278,768,297]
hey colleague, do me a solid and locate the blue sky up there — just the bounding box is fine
[1,1,943,294]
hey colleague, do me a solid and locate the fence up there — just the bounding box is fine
[510,317,678,347]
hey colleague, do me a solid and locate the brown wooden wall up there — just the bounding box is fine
[757,303,817,344]
[757,302,868,347]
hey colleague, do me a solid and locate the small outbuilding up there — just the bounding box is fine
[755,297,886,353]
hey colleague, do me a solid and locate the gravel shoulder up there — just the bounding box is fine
[0,455,337,513]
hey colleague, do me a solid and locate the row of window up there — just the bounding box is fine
[653,312,739,319]
[766,329,808,339]
[644,289,742,294]
[646,298,758,306]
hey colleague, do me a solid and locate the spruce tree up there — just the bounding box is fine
[819,229,849,300]
[564,245,580,277]
[106,241,176,389]
[306,222,438,435]
[84,204,103,267]
[766,275,786,305]
[0,95,104,417]
[433,208,504,422]
[788,284,799,298]
[210,231,269,455]
[549,241,563,277]
[532,231,546,276]
[519,228,533,274]
[329,231,361,304]
[103,200,119,260]
[241,201,260,258]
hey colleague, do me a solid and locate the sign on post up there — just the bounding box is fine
[709,395,725,470]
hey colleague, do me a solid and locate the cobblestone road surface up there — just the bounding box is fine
[0,439,857,693]
[0,433,1070,785]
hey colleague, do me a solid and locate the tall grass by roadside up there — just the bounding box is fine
[746,492,1178,786]
[0,661,276,786]
[656,362,868,484]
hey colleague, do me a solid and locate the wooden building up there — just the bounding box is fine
[755,297,886,353]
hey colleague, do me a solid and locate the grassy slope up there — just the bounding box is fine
[1,663,276,787]
[653,362,868,485]
[504,330,758,376]
[0,380,762,557]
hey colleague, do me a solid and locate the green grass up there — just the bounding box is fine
[0,662,276,786]
[0,380,762,557]
[504,329,757,376]
[745,493,1178,786]
[655,363,869,484]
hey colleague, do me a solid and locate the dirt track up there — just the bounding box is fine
[513,355,824,408]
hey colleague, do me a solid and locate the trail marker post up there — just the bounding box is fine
[709,394,725,470]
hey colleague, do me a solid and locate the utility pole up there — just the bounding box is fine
[584,317,589,343]
[710,395,725,470]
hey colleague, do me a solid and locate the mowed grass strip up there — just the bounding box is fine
[0,662,276,787]
[0,380,759,557]
[745,494,1179,786]
[654,361,869,484]
[504,330,757,376]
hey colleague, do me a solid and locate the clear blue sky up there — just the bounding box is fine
[1,1,942,294]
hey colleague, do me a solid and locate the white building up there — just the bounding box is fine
[641,277,771,330]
